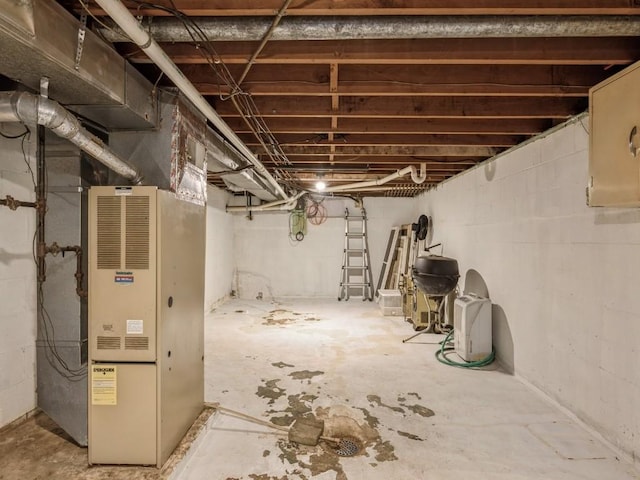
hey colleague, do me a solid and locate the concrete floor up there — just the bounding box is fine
[178,298,639,480]
[1,298,638,480]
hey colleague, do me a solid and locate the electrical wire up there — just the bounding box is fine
[0,126,30,140]
[129,1,295,188]
[306,196,327,225]
[434,329,495,369]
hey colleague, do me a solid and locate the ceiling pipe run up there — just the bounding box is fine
[100,15,640,42]
[94,0,290,201]
[0,91,142,184]
[324,164,426,193]
[226,164,426,213]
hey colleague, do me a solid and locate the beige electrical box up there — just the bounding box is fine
[88,186,205,467]
[589,60,640,207]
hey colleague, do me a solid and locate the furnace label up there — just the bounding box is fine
[126,319,143,334]
[91,365,117,405]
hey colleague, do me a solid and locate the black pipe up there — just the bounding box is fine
[0,196,37,210]
[37,125,46,284]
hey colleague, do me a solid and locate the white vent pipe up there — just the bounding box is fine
[94,0,290,201]
[0,91,142,183]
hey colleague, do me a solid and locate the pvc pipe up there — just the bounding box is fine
[324,164,426,193]
[0,91,142,183]
[94,0,290,201]
[225,164,426,212]
[100,15,640,42]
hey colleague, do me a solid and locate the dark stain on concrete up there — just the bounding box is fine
[299,449,348,480]
[355,407,380,430]
[271,362,295,369]
[289,370,324,381]
[408,392,422,399]
[248,474,289,480]
[270,414,294,427]
[256,379,286,405]
[373,440,398,462]
[404,404,435,418]
[268,392,318,426]
[367,394,405,414]
[397,395,407,403]
[276,439,299,466]
[262,449,271,457]
[397,431,424,441]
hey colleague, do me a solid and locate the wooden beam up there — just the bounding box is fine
[168,64,617,97]
[254,145,498,157]
[119,38,640,66]
[213,96,585,119]
[237,133,524,147]
[223,117,551,134]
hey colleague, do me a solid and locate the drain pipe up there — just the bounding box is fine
[0,91,142,184]
[325,164,427,193]
[226,164,426,213]
[94,0,290,202]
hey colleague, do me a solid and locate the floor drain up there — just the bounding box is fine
[326,436,363,457]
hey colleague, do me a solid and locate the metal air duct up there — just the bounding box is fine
[0,91,142,183]
[100,15,640,42]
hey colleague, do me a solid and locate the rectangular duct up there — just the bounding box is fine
[110,90,278,202]
[0,0,156,130]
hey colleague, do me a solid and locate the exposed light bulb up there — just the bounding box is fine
[315,180,326,191]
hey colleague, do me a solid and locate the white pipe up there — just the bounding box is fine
[325,163,426,193]
[94,0,289,201]
[226,164,426,212]
[0,91,142,183]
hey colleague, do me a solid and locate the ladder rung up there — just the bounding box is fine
[344,266,366,269]
[347,233,364,237]
[343,282,370,286]
[345,249,365,253]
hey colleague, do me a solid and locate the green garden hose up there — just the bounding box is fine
[435,329,495,368]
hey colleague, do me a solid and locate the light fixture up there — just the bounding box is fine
[315,180,326,191]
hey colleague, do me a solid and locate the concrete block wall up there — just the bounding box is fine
[204,186,235,311]
[416,115,640,465]
[0,125,37,428]
[232,196,414,299]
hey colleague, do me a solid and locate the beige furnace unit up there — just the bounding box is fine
[88,186,205,467]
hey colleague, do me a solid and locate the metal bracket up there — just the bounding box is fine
[74,13,87,71]
[40,76,49,98]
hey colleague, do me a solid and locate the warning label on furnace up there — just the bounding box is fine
[91,365,117,405]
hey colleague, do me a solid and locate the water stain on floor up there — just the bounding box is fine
[262,310,322,326]
[271,362,295,369]
[397,431,425,441]
[366,394,405,414]
[288,370,324,381]
[403,404,435,418]
[256,379,287,405]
